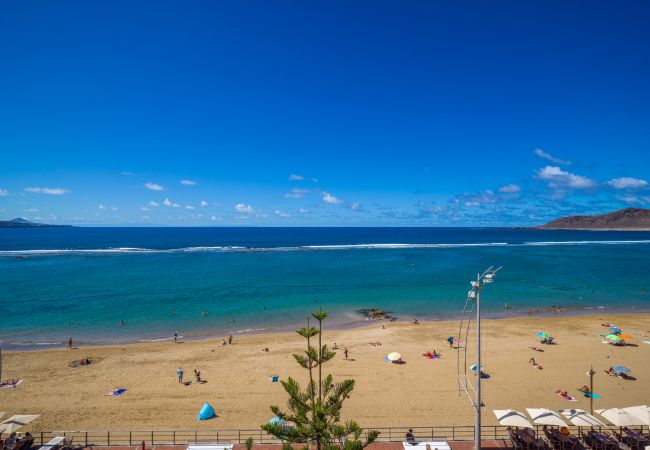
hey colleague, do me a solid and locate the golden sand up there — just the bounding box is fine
[1,313,649,431]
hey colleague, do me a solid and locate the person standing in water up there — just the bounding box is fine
[68,337,73,349]
[173,332,178,343]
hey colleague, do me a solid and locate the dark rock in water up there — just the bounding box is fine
[358,308,396,320]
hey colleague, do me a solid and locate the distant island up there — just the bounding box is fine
[536,207,650,231]
[0,218,72,228]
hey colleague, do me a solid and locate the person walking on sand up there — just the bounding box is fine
[68,337,73,349]
[447,336,454,348]
[344,347,349,360]
[228,333,233,344]
[177,367,184,383]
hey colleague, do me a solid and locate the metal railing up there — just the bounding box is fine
[19,425,649,447]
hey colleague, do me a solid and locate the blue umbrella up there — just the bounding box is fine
[268,416,286,426]
[609,327,622,334]
[611,365,630,373]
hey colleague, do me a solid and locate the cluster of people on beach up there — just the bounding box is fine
[1,432,33,450]
[176,367,203,384]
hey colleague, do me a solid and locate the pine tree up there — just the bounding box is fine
[262,309,379,450]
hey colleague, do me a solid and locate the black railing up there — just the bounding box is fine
[23,425,649,446]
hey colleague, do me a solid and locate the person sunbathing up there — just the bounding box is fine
[578,385,590,393]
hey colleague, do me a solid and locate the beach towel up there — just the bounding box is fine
[269,376,279,382]
[0,379,22,389]
[557,391,577,401]
[104,388,127,396]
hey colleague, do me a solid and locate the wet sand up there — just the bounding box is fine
[1,313,649,431]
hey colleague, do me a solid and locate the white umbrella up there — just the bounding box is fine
[526,408,567,426]
[493,409,533,428]
[622,405,650,426]
[559,409,606,427]
[595,408,645,426]
[386,352,401,361]
[0,415,40,434]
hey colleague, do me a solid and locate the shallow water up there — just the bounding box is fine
[1,227,649,348]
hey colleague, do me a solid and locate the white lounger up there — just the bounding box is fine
[38,437,66,450]
[187,445,234,450]
[403,441,451,450]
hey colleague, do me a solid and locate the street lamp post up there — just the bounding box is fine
[458,266,501,450]
[587,366,596,414]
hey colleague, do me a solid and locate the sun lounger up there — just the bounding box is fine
[402,441,450,450]
[38,436,67,450]
[614,428,650,450]
[187,445,233,450]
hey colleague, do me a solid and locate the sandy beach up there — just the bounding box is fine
[1,313,649,432]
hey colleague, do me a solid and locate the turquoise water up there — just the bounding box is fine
[1,227,649,348]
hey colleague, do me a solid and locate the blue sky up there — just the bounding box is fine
[1,1,649,226]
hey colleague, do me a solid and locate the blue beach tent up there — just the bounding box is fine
[197,402,216,420]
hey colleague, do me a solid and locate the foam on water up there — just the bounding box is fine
[2,239,650,257]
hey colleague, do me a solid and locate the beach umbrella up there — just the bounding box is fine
[559,409,607,427]
[623,405,650,426]
[611,366,630,373]
[618,334,633,340]
[386,352,401,362]
[537,332,549,338]
[0,415,40,434]
[493,410,533,428]
[595,408,645,426]
[526,408,568,426]
[605,334,622,341]
[268,416,286,426]
[470,364,484,372]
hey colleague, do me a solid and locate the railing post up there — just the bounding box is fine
[389,428,392,441]
[452,426,455,441]
[173,430,176,445]
[129,431,132,446]
[195,430,198,443]
[151,431,154,445]
[85,431,88,447]
[40,432,44,446]
[107,431,110,446]
[238,430,241,444]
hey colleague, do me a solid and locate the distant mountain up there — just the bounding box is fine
[537,208,650,230]
[0,218,72,228]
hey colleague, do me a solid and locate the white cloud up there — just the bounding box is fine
[536,166,596,189]
[180,179,197,186]
[200,200,208,207]
[121,171,134,176]
[285,188,309,199]
[618,195,650,205]
[498,184,521,193]
[465,201,481,207]
[25,187,68,195]
[144,182,164,191]
[111,207,118,211]
[235,203,254,213]
[608,177,648,189]
[298,208,309,214]
[163,198,180,208]
[185,205,195,210]
[289,174,304,181]
[141,206,152,211]
[148,201,160,207]
[0,189,8,196]
[98,204,108,210]
[311,177,319,183]
[24,208,39,212]
[210,215,222,221]
[349,202,361,210]
[534,148,571,165]
[322,192,342,204]
[274,210,291,218]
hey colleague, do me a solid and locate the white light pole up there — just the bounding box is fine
[458,267,501,450]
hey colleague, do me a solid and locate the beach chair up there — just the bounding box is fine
[186,445,233,450]
[615,428,650,450]
[38,436,69,450]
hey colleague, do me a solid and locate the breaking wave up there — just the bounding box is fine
[2,239,650,257]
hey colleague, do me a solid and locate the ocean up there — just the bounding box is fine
[1,227,650,349]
